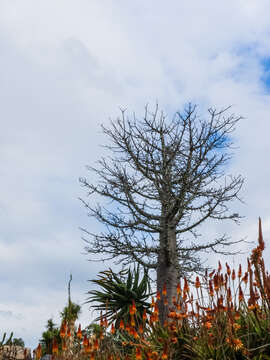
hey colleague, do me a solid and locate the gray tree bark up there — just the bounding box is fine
[157,222,179,323]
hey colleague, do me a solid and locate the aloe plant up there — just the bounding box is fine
[0,332,13,346]
[86,264,152,327]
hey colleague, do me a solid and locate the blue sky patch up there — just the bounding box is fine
[260,58,270,90]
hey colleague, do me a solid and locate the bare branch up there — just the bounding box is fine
[80,103,244,281]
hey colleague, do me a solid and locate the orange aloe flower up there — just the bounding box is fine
[168,311,177,318]
[131,315,135,327]
[110,323,115,334]
[218,295,224,307]
[139,324,144,334]
[93,338,99,351]
[143,309,147,321]
[60,325,65,339]
[162,283,167,296]
[238,286,244,302]
[205,321,212,329]
[129,299,137,315]
[184,277,189,293]
[156,291,161,300]
[83,334,88,347]
[90,352,95,360]
[238,264,242,278]
[36,344,42,360]
[161,344,168,359]
[135,347,142,360]
[232,269,236,281]
[85,340,92,353]
[52,338,58,354]
[233,338,244,350]
[176,282,181,295]
[195,276,201,289]
[151,297,155,307]
[67,327,71,337]
[77,324,82,339]
[233,323,241,331]
[213,274,219,291]
[60,320,66,338]
[119,319,124,330]
[164,297,168,306]
[226,262,231,276]
[154,303,159,315]
[150,313,158,323]
[242,272,248,284]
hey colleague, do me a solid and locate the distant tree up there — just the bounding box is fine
[39,275,81,355]
[80,103,244,323]
[60,274,81,347]
[12,338,24,347]
[40,319,60,355]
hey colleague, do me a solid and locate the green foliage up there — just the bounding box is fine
[60,274,81,324]
[86,264,152,327]
[60,301,81,323]
[83,323,103,338]
[10,337,25,347]
[40,318,61,355]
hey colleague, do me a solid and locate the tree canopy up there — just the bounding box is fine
[80,103,244,322]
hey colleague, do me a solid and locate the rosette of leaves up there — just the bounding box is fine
[86,264,152,327]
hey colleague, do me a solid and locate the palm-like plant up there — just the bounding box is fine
[60,274,81,324]
[60,274,81,350]
[86,264,152,327]
[61,301,81,324]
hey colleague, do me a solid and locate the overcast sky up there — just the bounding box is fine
[1,0,270,349]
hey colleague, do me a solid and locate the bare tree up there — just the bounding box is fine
[79,103,244,323]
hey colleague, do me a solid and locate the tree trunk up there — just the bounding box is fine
[157,222,179,325]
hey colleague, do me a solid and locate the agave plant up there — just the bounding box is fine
[86,264,152,327]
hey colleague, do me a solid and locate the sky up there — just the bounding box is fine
[1,0,270,349]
